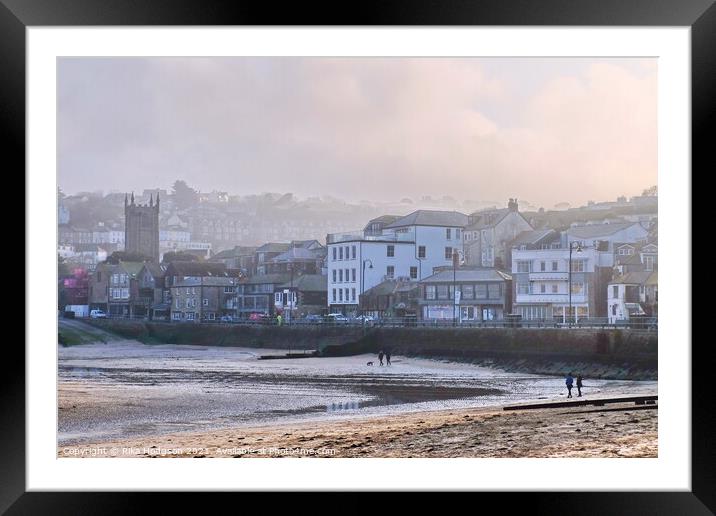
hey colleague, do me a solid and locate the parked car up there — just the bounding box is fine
[355,315,376,324]
[248,312,270,323]
[89,309,107,319]
[303,314,324,324]
[324,313,349,324]
[219,315,235,322]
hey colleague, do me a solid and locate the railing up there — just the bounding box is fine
[94,314,658,330]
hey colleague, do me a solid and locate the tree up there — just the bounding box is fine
[162,251,199,263]
[642,185,658,196]
[172,180,199,209]
[105,251,150,264]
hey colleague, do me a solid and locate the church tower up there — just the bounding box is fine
[124,192,160,262]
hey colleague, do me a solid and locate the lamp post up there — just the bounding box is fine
[361,259,373,315]
[452,249,460,327]
[287,262,294,326]
[568,241,583,327]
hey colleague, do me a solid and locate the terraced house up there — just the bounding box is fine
[166,262,238,322]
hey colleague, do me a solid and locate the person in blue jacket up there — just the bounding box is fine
[565,372,574,398]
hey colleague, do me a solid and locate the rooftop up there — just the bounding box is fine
[384,210,468,229]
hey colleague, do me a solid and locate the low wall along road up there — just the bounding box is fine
[81,319,657,380]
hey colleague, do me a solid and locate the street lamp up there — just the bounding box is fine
[361,259,373,315]
[568,241,583,326]
[452,249,460,327]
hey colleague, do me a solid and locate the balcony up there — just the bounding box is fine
[515,293,587,304]
[327,230,414,244]
[528,271,568,281]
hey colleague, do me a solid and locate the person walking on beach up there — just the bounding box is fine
[576,375,583,397]
[378,350,384,366]
[385,350,391,366]
[565,372,574,398]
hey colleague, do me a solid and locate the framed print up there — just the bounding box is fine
[4,0,712,512]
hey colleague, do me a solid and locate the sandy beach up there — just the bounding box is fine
[58,401,657,458]
[58,339,657,458]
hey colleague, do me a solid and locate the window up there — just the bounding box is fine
[476,284,488,298]
[446,228,452,239]
[186,287,191,294]
[540,261,546,272]
[351,288,356,301]
[176,298,181,309]
[517,283,530,295]
[345,288,349,301]
[516,261,531,273]
[612,285,619,298]
[462,284,474,299]
[488,283,501,299]
[426,285,436,299]
[387,245,395,257]
[445,247,453,260]
[186,312,195,321]
[275,292,282,303]
[437,285,449,299]
[571,282,585,294]
[339,289,343,301]
[203,299,209,306]
[540,284,546,293]
[207,313,215,320]
[224,286,234,293]
[552,284,559,294]
[352,269,356,282]
[410,266,418,279]
[352,246,356,259]
[418,246,426,258]
[644,255,655,271]
[332,270,337,282]
[386,266,395,278]
[570,260,586,272]
[345,247,349,260]
[332,289,336,302]
[332,248,337,261]
[345,269,350,283]
[339,247,343,260]
[456,229,461,239]
[552,261,558,271]
[339,269,343,282]
[172,312,181,321]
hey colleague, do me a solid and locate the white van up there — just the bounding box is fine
[90,309,107,319]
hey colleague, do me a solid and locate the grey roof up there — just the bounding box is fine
[420,268,512,283]
[270,248,319,262]
[363,279,419,297]
[142,263,168,278]
[510,229,556,247]
[567,222,641,239]
[277,274,327,292]
[256,242,292,254]
[609,271,653,285]
[466,208,510,230]
[241,273,292,285]
[211,246,257,260]
[166,262,228,277]
[384,210,468,229]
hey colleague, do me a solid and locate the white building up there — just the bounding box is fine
[326,210,468,314]
[607,271,658,323]
[510,230,614,322]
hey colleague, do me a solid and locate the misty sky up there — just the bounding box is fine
[58,57,657,208]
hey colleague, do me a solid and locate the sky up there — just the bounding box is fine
[58,57,657,208]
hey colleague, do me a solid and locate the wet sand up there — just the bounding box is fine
[58,402,657,458]
[58,340,657,457]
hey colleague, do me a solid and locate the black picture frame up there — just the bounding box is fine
[4,0,710,512]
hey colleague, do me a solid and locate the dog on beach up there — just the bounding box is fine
[366,361,374,366]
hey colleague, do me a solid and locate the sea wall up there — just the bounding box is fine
[84,320,657,380]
